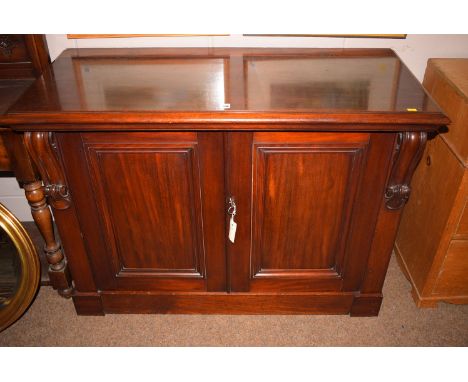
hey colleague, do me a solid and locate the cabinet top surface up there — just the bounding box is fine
[0,79,34,116]
[2,48,448,128]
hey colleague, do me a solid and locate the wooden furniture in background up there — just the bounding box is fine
[0,34,49,170]
[0,48,448,316]
[395,59,468,307]
[0,35,51,287]
[0,35,49,330]
[0,35,49,79]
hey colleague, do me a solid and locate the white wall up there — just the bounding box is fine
[3,34,468,221]
[0,178,33,221]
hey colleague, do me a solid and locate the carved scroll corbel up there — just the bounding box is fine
[24,132,74,298]
[385,132,427,210]
[25,132,71,210]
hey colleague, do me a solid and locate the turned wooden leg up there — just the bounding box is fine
[24,181,74,298]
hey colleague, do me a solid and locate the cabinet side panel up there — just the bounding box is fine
[360,132,428,298]
[342,133,396,291]
[51,133,99,292]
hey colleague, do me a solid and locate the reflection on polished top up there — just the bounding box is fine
[3,48,449,126]
[0,79,34,115]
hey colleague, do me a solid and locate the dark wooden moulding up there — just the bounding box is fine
[0,48,449,316]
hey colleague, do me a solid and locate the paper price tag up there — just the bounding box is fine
[229,215,237,243]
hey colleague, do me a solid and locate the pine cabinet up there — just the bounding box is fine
[395,59,468,307]
[0,48,448,316]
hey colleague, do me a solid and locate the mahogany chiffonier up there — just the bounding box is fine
[395,58,468,307]
[0,48,448,316]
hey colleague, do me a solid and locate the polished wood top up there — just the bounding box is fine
[1,48,449,129]
[0,80,33,117]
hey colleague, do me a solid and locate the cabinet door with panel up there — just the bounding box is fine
[227,131,396,293]
[56,131,226,293]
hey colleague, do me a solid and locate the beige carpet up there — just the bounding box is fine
[0,254,467,346]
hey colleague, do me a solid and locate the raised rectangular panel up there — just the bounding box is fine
[249,132,369,292]
[85,139,205,279]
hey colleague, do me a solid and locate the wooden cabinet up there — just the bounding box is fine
[0,48,448,316]
[395,59,468,307]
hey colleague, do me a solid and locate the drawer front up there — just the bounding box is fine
[455,197,468,238]
[433,240,468,296]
